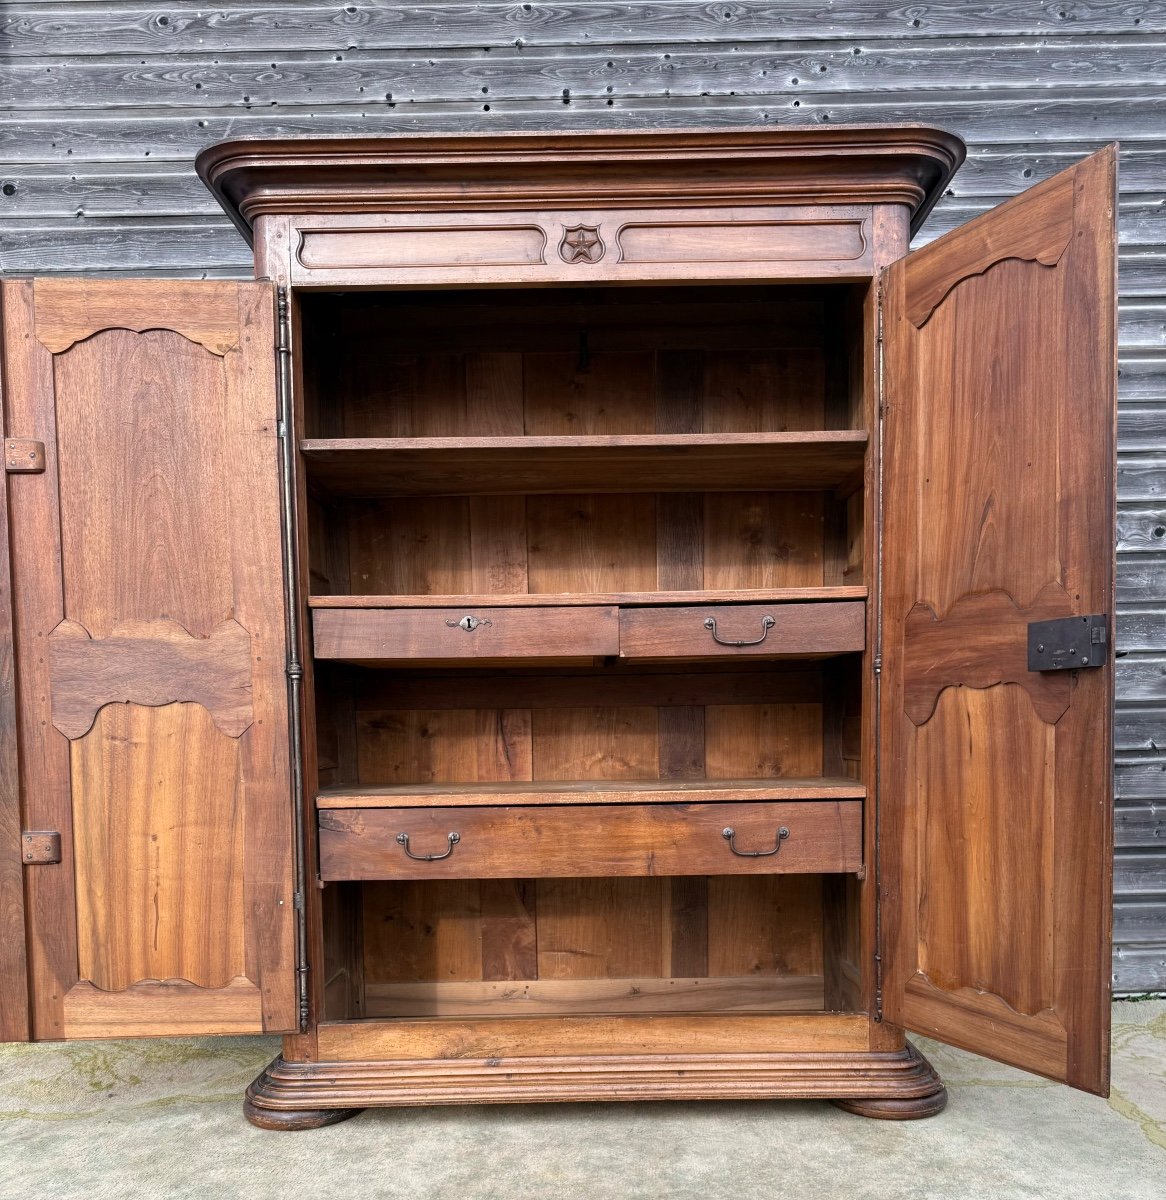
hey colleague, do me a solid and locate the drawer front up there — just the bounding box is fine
[313,606,619,662]
[619,602,865,659]
[318,801,863,880]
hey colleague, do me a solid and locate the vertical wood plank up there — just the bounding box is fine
[0,284,29,1039]
[537,878,665,980]
[470,496,528,594]
[703,492,825,590]
[654,349,703,433]
[347,497,472,595]
[362,881,482,983]
[480,880,538,981]
[523,352,655,434]
[527,493,657,594]
[656,493,704,591]
[531,707,659,780]
[72,703,246,992]
[466,352,525,435]
[2,280,74,1039]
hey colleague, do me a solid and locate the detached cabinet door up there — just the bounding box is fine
[1,279,297,1039]
[880,149,1116,1093]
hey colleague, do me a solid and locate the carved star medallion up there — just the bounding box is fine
[559,224,605,264]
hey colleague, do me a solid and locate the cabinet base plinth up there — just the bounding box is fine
[243,1042,944,1124]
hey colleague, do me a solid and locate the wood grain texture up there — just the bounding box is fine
[363,975,824,1018]
[312,605,619,662]
[315,1013,873,1060]
[318,779,866,809]
[318,801,864,880]
[72,703,245,993]
[901,585,1073,725]
[32,278,242,356]
[48,617,253,739]
[62,977,262,1039]
[0,295,29,1038]
[245,1041,945,1113]
[619,601,865,659]
[1,279,77,1039]
[3,279,296,1038]
[300,433,868,497]
[881,150,1116,1093]
[902,164,1074,327]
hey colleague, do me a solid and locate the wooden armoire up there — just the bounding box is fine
[0,127,1116,1127]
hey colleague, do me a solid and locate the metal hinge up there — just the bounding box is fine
[22,831,61,864]
[1028,614,1109,671]
[5,440,45,473]
[274,284,311,1034]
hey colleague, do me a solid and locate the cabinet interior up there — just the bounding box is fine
[297,281,871,1025]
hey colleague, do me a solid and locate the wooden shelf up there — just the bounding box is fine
[316,777,866,809]
[299,432,868,497]
[309,586,868,609]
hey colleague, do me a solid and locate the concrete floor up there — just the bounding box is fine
[1,1002,1163,1200]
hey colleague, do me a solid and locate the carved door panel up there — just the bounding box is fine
[0,280,297,1038]
[880,149,1116,1092]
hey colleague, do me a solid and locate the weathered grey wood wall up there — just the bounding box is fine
[1,1,1164,993]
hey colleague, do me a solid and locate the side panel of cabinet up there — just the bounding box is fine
[1,279,297,1039]
[880,149,1116,1092]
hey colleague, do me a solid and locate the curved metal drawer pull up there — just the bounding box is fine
[722,825,790,858]
[704,614,775,647]
[396,831,460,861]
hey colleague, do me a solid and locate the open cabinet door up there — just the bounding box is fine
[880,148,1116,1093]
[0,279,297,1039]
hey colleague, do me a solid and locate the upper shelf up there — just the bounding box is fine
[300,432,868,497]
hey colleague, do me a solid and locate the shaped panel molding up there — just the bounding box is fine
[902,583,1074,726]
[902,167,1074,329]
[32,278,243,356]
[48,617,253,739]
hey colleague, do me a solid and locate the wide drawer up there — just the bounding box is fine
[313,605,619,662]
[619,602,866,659]
[318,801,863,880]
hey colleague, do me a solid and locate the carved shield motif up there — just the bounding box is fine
[559,224,605,264]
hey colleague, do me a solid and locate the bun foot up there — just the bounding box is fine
[832,1085,948,1120]
[244,1095,362,1130]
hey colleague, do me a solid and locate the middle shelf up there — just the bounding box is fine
[317,776,867,808]
[300,431,869,497]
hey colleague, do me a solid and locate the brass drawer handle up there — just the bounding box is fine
[722,825,790,858]
[704,614,775,647]
[396,831,460,861]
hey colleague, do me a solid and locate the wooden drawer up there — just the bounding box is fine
[318,801,863,880]
[619,602,865,659]
[313,605,619,662]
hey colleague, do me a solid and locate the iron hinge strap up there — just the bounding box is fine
[275,284,310,1034]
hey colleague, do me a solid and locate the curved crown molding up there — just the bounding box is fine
[195,125,966,248]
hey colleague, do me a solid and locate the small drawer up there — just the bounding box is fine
[619,602,865,659]
[318,801,863,880]
[313,605,619,663]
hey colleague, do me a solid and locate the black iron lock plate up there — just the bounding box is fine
[1027,614,1108,671]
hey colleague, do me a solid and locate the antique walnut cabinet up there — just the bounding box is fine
[0,127,1117,1126]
